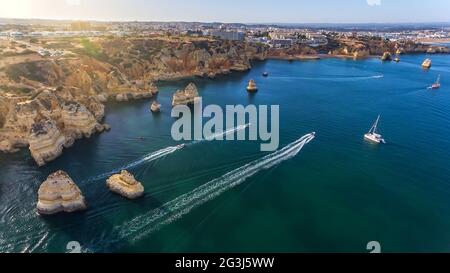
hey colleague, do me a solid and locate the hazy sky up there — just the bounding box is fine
[1,0,450,23]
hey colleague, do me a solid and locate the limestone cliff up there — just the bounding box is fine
[324,36,450,58]
[29,119,69,166]
[37,170,87,215]
[268,44,318,59]
[98,38,268,80]
[0,90,107,165]
[1,35,447,165]
[0,37,268,164]
[61,102,105,138]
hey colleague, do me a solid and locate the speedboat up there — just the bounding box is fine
[262,72,269,77]
[364,115,385,144]
[306,132,316,144]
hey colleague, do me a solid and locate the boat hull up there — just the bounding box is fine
[364,133,385,144]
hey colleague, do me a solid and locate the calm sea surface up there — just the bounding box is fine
[1,54,450,253]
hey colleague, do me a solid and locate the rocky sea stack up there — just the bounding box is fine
[151,101,161,113]
[172,83,200,107]
[37,171,87,215]
[381,52,392,61]
[106,170,144,199]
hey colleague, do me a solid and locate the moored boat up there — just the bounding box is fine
[422,58,432,69]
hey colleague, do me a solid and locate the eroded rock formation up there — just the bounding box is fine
[172,83,200,106]
[37,170,87,215]
[106,170,144,199]
[323,35,450,58]
[1,35,448,165]
[0,89,107,165]
[381,52,392,61]
[29,119,68,166]
[151,101,161,113]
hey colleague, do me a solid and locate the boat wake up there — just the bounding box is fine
[90,132,315,252]
[271,74,384,81]
[83,124,250,183]
[0,123,256,252]
[83,145,185,183]
[191,123,251,144]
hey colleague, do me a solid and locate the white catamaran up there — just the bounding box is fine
[430,74,441,90]
[364,115,386,144]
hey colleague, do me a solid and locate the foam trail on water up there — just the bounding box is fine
[271,75,384,81]
[93,132,315,251]
[84,145,184,183]
[83,124,250,183]
[191,123,251,144]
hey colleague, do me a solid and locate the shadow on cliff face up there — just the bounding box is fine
[156,68,252,92]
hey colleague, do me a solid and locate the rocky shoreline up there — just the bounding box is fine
[1,35,449,166]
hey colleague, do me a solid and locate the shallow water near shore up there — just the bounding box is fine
[1,54,450,253]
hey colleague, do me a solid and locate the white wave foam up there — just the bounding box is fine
[191,123,251,144]
[84,124,250,183]
[84,145,184,183]
[94,132,315,250]
[271,75,383,81]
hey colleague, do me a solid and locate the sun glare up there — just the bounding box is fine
[0,0,33,19]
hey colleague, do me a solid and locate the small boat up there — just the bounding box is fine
[430,74,441,89]
[422,58,432,69]
[246,79,258,92]
[364,115,386,144]
[150,101,161,113]
[262,72,269,77]
[394,57,400,62]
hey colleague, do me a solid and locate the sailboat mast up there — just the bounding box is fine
[372,115,380,134]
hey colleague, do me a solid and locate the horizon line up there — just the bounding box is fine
[1,17,450,26]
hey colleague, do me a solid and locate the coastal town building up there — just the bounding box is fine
[210,30,245,41]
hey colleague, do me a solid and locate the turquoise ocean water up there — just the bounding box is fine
[1,54,450,253]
